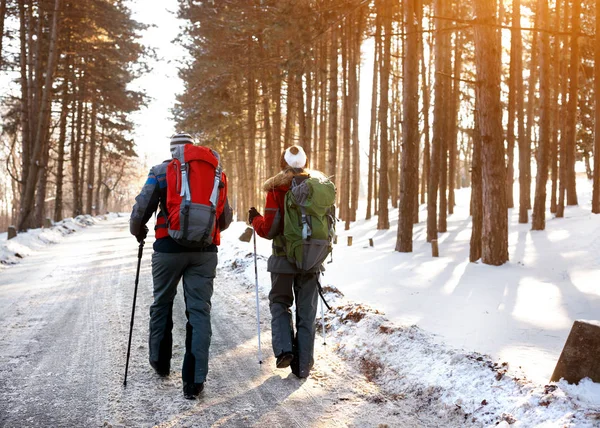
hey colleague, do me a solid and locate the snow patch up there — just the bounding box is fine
[0,213,122,270]
[218,210,600,427]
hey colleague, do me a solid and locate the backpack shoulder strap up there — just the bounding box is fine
[209,149,222,207]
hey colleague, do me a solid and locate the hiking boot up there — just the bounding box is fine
[290,354,301,378]
[276,352,294,369]
[149,360,169,377]
[183,382,204,400]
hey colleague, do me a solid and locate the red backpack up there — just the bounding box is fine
[164,144,224,247]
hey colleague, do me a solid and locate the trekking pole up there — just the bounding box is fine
[321,295,326,346]
[123,240,145,387]
[253,229,263,364]
[317,275,330,346]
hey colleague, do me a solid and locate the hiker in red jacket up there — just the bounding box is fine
[249,146,324,378]
[130,132,232,399]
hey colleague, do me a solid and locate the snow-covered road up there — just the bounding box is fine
[0,217,464,427]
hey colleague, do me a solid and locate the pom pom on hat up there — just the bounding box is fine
[283,145,307,169]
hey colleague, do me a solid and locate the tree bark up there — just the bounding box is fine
[594,0,600,212]
[85,99,97,214]
[565,0,580,206]
[506,0,520,211]
[419,14,430,207]
[427,0,447,242]
[473,0,509,265]
[272,70,282,161]
[448,31,462,215]
[0,0,7,68]
[94,117,104,215]
[72,73,85,217]
[341,20,351,227]
[366,15,380,220]
[54,68,70,222]
[327,27,338,180]
[470,104,483,262]
[350,12,362,223]
[18,0,30,198]
[377,0,391,230]
[550,0,561,214]
[396,0,419,252]
[557,0,570,218]
[531,0,551,231]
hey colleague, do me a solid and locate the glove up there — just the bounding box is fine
[136,225,148,243]
[248,207,261,225]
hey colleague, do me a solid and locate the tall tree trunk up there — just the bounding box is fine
[516,0,528,223]
[557,0,570,218]
[427,0,447,242]
[248,72,257,201]
[550,0,561,214]
[594,0,600,213]
[350,12,362,223]
[79,102,89,208]
[377,0,391,230]
[318,39,328,172]
[396,0,419,252]
[473,0,509,265]
[18,0,61,231]
[261,77,273,176]
[54,69,70,222]
[327,27,338,179]
[341,19,351,228]
[0,0,7,68]
[305,67,313,160]
[85,99,97,214]
[366,16,380,220]
[525,5,538,211]
[531,0,551,231]
[470,103,482,262]
[18,0,30,192]
[420,4,430,206]
[272,71,282,161]
[72,74,85,217]
[296,70,307,152]
[565,0,580,206]
[94,117,104,215]
[506,0,520,211]
[283,71,296,148]
[448,31,462,215]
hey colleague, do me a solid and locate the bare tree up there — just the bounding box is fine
[396,0,419,252]
[531,0,551,231]
[473,0,509,265]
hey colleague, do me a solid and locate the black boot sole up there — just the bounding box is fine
[276,353,294,369]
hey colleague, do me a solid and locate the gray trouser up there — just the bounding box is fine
[150,251,217,384]
[269,272,319,377]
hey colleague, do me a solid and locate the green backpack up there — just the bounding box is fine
[283,174,337,271]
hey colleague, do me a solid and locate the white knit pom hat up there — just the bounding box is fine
[282,145,307,169]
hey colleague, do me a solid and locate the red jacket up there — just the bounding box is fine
[252,182,288,240]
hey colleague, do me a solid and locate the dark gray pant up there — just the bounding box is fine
[150,251,217,384]
[269,272,319,377]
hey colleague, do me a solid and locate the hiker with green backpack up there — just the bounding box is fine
[249,145,336,379]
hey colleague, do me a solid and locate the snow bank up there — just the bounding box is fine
[0,213,122,270]
[218,216,600,427]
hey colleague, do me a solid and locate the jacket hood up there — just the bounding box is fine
[263,167,327,192]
